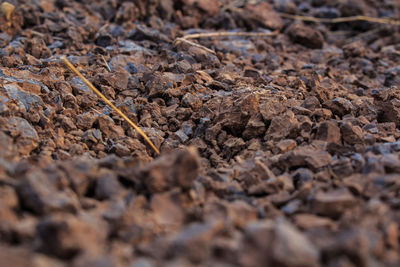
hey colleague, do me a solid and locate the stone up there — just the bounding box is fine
[129,25,170,43]
[75,112,97,130]
[141,147,200,193]
[260,97,286,121]
[235,159,276,189]
[294,214,336,230]
[17,169,80,215]
[61,116,77,131]
[266,111,299,141]
[0,202,18,241]
[0,32,12,48]
[338,0,368,17]
[0,186,18,209]
[292,168,314,189]
[302,96,321,111]
[340,122,364,145]
[380,154,400,173]
[239,220,319,267]
[276,139,297,153]
[115,2,139,22]
[323,97,354,117]
[187,46,220,68]
[95,69,129,92]
[274,0,297,13]
[218,94,259,136]
[182,93,202,111]
[5,117,39,156]
[287,23,324,49]
[278,146,333,171]
[377,98,400,127]
[95,169,123,200]
[144,71,174,98]
[241,2,284,30]
[82,129,102,145]
[225,200,258,229]
[97,115,125,139]
[0,131,16,161]
[312,188,357,219]
[194,0,221,16]
[222,137,246,160]
[0,245,32,267]
[150,191,185,231]
[315,121,341,144]
[36,214,107,259]
[311,108,333,121]
[95,33,113,47]
[167,220,225,262]
[343,40,366,58]
[247,177,285,196]
[243,114,266,140]
[384,66,400,87]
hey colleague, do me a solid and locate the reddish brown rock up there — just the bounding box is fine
[323,97,354,117]
[97,115,125,139]
[312,188,358,219]
[167,220,225,262]
[4,117,39,156]
[36,214,107,259]
[266,111,299,141]
[340,122,364,145]
[17,169,80,215]
[260,97,286,121]
[315,121,341,144]
[277,146,333,171]
[241,2,284,30]
[141,147,200,193]
[239,220,319,267]
[287,23,324,49]
[276,139,297,153]
[218,93,259,136]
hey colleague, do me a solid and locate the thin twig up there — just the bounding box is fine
[279,13,400,25]
[61,56,160,155]
[174,37,216,55]
[90,107,101,115]
[101,55,112,72]
[183,30,279,40]
[174,30,278,54]
[97,23,110,34]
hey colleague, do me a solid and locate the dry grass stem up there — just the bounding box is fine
[61,56,160,155]
[182,30,279,40]
[1,2,15,21]
[174,30,278,54]
[279,13,400,25]
[101,55,112,72]
[174,37,217,54]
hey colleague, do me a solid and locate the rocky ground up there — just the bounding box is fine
[1,0,400,266]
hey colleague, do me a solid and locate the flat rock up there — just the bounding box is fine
[17,169,80,215]
[340,122,364,145]
[315,121,341,144]
[5,117,39,156]
[278,146,333,171]
[141,147,200,193]
[287,23,324,49]
[241,2,284,30]
[239,220,319,267]
[312,188,358,219]
[323,97,354,117]
[36,214,107,259]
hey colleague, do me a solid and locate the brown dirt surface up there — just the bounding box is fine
[1,0,400,266]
